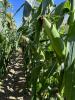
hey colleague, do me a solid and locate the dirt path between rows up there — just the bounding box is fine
[0,48,31,100]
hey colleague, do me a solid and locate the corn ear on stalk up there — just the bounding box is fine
[43,17,65,57]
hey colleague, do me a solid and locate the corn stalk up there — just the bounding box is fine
[0,0,17,78]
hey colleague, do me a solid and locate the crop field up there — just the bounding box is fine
[0,0,75,100]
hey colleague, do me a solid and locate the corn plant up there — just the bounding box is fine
[17,0,75,99]
[0,0,17,78]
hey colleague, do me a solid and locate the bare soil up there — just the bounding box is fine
[0,48,31,100]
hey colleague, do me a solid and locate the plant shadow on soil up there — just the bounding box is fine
[0,49,31,100]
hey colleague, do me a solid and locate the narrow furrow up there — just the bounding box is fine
[0,48,31,100]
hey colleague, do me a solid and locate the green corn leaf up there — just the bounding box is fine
[37,0,42,2]
[33,0,54,19]
[64,21,75,100]
[67,21,75,41]
[34,19,42,44]
[14,3,25,16]
[54,0,70,28]
[43,17,65,57]
[64,61,75,100]
[63,0,71,13]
